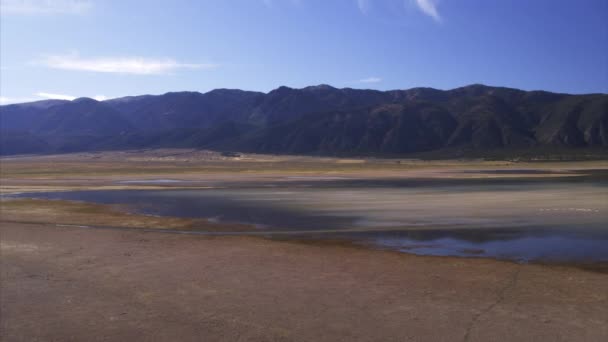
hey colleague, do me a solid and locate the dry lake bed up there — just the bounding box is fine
[1,150,607,341]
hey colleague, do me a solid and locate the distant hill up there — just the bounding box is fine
[1,84,606,158]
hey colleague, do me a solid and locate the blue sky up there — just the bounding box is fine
[1,0,607,104]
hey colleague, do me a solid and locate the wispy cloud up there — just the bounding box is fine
[414,0,441,22]
[37,53,219,75]
[0,96,38,105]
[0,0,92,15]
[36,92,107,101]
[36,92,76,100]
[356,0,370,14]
[358,76,382,83]
[1,92,110,105]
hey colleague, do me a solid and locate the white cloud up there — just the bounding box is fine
[0,0,92,15]
[38,53,219,75]
[414,0,441,22]
[0,96,38,104]
[358,76,382,83]
[36,92,108,101]
[36,92,76,100]
[0,92,111,105]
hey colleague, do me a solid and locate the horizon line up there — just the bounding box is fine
[2,83,606,106]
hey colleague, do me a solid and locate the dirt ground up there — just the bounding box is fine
[2,222,607,342]
[1,151,608,341]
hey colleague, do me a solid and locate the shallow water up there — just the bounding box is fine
[117,179,185,184]
[14,171,608,262]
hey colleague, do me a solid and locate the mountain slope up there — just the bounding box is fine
[221,103,457,154]
[1,84,606,157]
[106,89,264,131]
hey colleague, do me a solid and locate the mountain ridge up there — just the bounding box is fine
[1,84,607,157]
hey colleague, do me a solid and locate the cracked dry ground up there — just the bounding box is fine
[2,222,607,342]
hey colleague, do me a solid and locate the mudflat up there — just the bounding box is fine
[1,150,608,341]
[2,222,607,342]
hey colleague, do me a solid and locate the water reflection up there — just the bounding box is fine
[13,170,608,262]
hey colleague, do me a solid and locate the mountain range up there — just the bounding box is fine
[1,84,607,158]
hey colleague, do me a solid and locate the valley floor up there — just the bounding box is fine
[1,150,608,341]
[2,222,608,342]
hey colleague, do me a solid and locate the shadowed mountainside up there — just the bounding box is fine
[1,84,606,157]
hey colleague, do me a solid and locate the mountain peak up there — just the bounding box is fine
[303,84,337,91]
[268,86,295,95]
[72,97,98,104]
